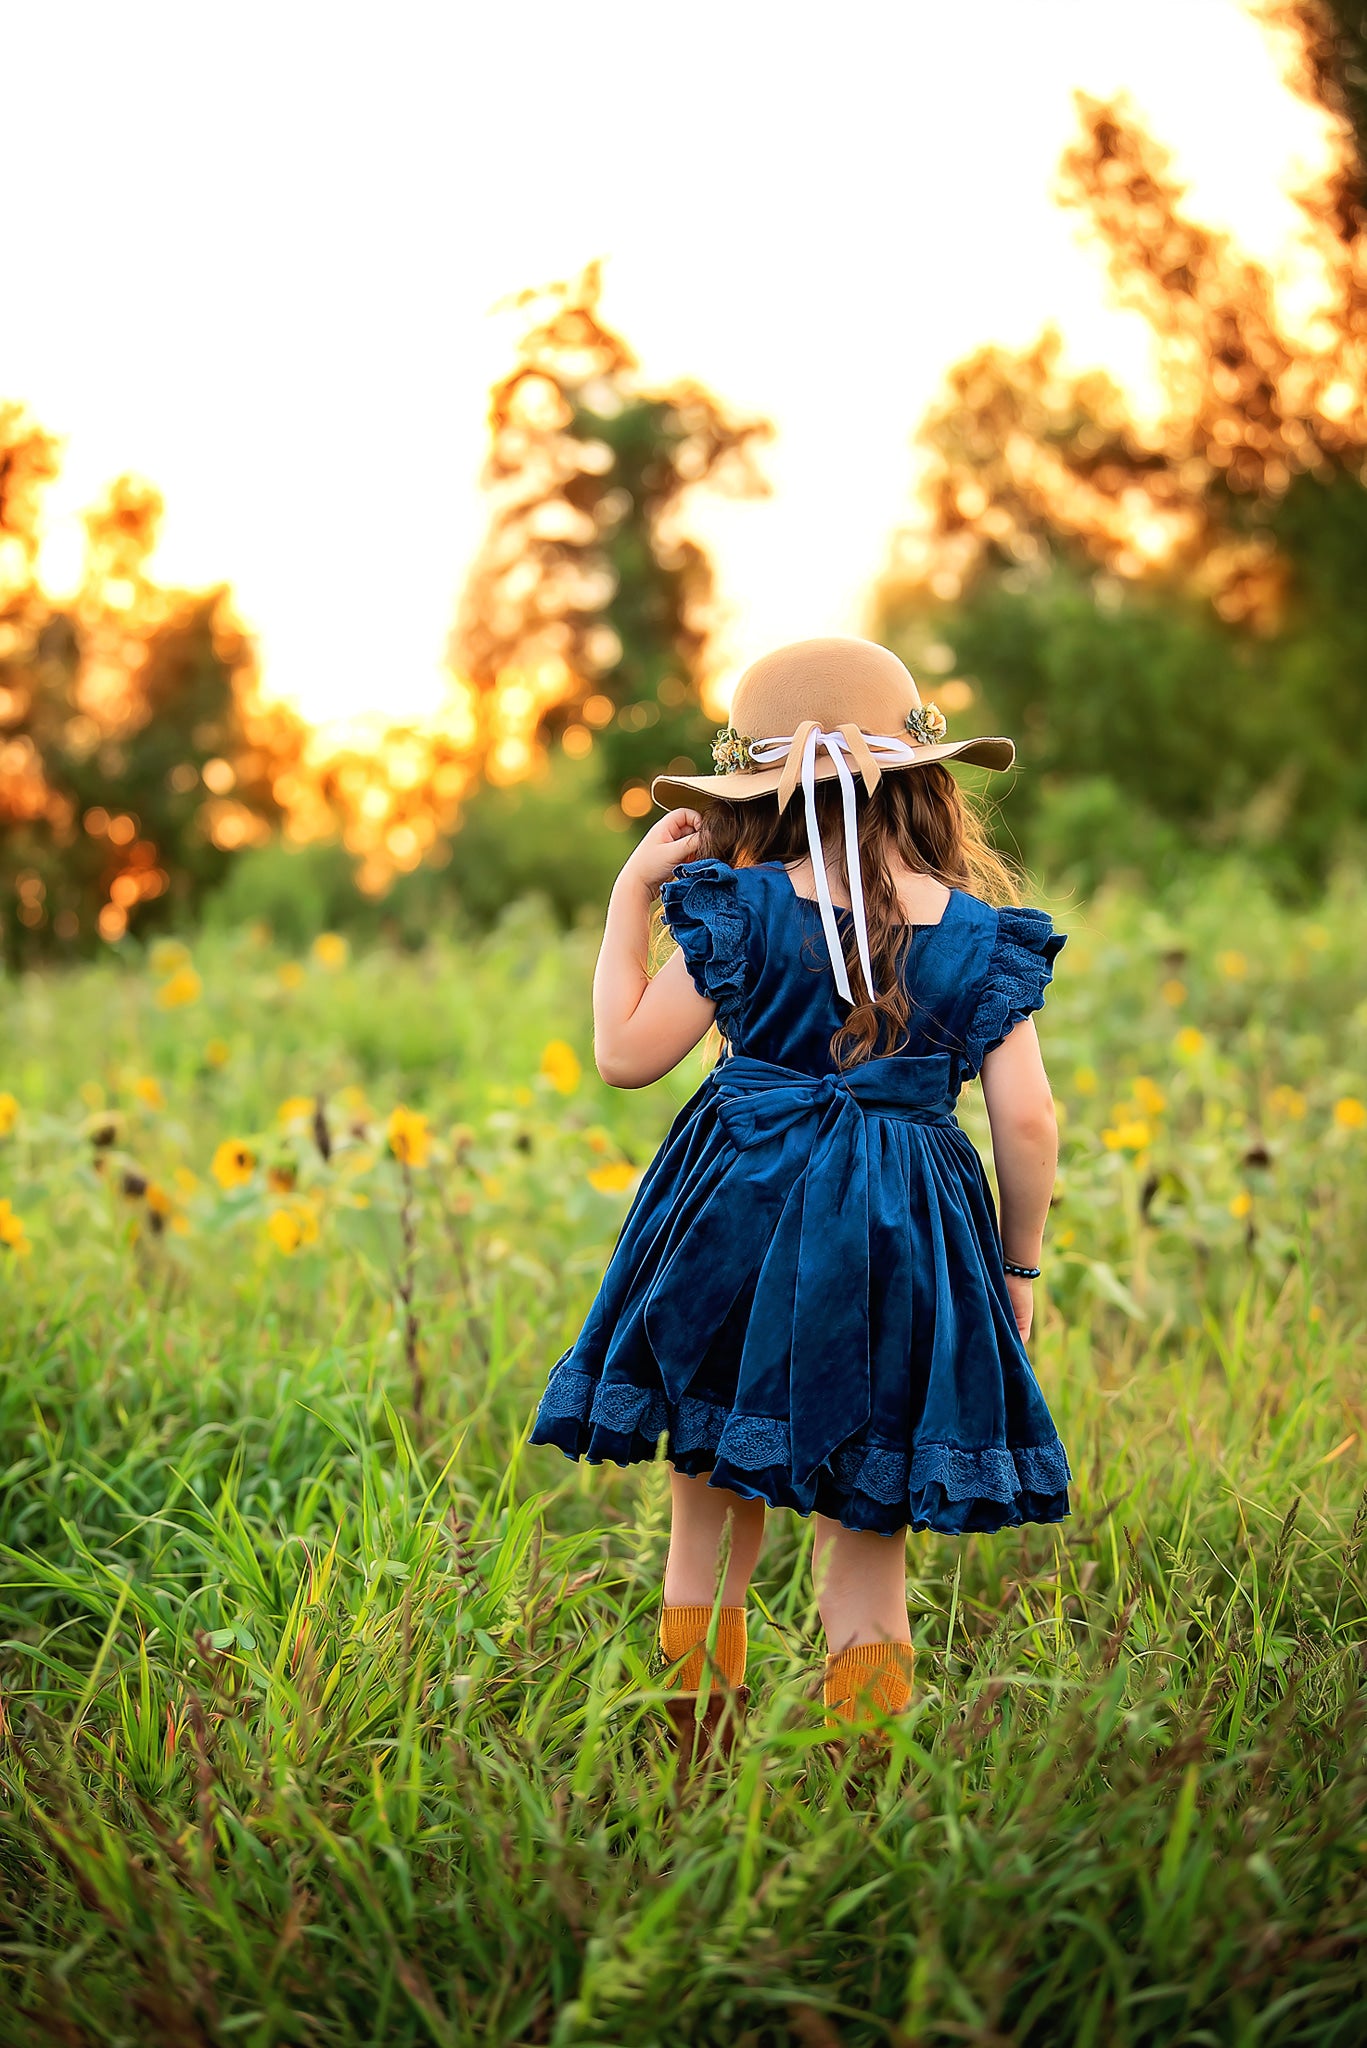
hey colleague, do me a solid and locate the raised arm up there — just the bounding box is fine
[593,810,719,1089]
[979,1016,1058,1342]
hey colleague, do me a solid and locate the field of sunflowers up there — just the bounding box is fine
[2,863,1366,2047]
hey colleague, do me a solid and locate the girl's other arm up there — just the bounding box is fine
[979,1017,1058,1342]
[593,810,718,1088]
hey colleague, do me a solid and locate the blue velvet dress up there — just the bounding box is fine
[529,859,1072,1536]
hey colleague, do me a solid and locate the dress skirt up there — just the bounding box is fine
[530,1049,1072,1537]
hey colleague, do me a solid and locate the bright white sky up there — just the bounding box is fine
[7,0,1333,727]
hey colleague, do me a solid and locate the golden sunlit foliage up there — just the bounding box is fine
[270,270,772,902]
[273,713,477,899]
[878,2,1367,889]
[888,5,1367,626]
[16,271,774,920]
[0,412,306,961]
[452,263,771,814]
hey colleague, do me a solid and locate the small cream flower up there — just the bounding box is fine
[710,726,755,774]
[905,703,948,745]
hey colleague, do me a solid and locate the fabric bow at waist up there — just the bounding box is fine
[643,1051,961,1486]
[708,1051,956,1150]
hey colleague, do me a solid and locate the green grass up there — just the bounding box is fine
[2,863,1366,2046]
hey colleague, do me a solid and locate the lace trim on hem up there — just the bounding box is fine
[534,1364,1072,1504]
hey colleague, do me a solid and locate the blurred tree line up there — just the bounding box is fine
[452,261,770,810]
[0,413,304,966]
[877,0,1367,893]
[1,270,769,960]
[6,2,1365,957]
[247,265,773,937]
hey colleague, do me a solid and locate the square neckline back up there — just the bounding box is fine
[759,859,961,935]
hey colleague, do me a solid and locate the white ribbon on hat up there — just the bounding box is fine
[746,726,922,1005]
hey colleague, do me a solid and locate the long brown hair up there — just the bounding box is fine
[696,764,1019,1069]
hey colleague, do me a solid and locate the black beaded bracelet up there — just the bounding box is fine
[1003,1260,1042,1280]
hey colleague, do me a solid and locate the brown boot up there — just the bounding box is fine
[662,1684,751,1766]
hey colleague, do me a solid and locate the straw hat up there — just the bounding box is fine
[650,636,1014,812]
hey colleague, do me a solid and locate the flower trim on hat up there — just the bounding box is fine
[711,725,756,774]
[905,702,948,746]
[711,706,948,774]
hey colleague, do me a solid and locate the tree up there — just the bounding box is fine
[451,264,771,823]
[876,1,1367,889]
[0,408,305,963]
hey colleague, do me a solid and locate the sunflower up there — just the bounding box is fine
[157,968,202,1009]
[212,1139,257,1189]
[311,932,349,971]
[539,1040,582,1095]
[387,1105,432,1169]
[588,1161,636,1194]
[0,1199,31,1255]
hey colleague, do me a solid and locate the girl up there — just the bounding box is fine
[530,637,1069,1751]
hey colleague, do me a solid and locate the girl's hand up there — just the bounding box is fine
[1005,1272,1034,1344]
[621,808,703,896]
[594,806,715,1087]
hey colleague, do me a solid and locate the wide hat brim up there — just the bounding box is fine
[652,734,1016,812]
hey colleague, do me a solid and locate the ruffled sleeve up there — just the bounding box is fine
[659,860,751,1044]
[963,906,1066,1077]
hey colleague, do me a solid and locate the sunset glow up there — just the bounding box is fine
[8,0,1335,728]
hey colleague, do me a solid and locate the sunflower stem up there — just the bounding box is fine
[397,1156,424,1425]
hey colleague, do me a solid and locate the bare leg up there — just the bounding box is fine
[811,1516,911,1652]
[663,1468,767,1606]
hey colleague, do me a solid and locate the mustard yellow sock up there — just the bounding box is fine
[659,1603,747,1690]
[823,1640,915,1722]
